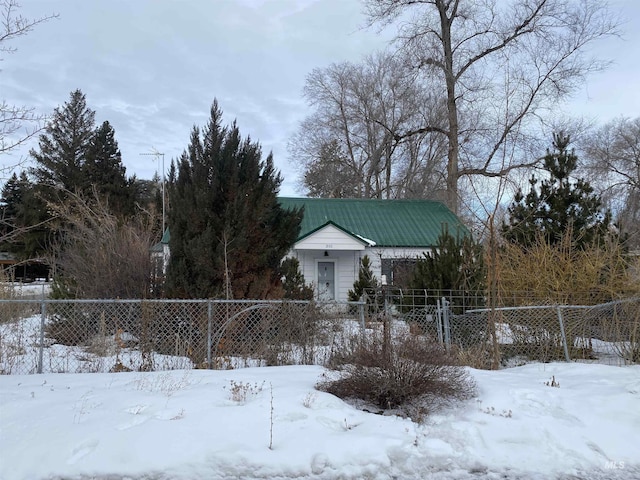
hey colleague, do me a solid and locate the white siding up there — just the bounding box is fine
[377,247,431,259]
[287,245,432,302]
[295,224,366,251]
[289,250,362,301]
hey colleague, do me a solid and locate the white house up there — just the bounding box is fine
[150,228,170,284]
[152,197,468,301]
[279,197,469,302]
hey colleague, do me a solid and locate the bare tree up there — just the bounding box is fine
[582,117,640,249]
[290,51,448,199]
[0,0,57,162]
[364,0,618,213]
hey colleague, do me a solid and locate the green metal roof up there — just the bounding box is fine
[150,229,170,253]
[279,197,468,248]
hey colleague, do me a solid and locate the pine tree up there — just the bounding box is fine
[502,133,611,249]
[0,172,49,258]
[408,230,485,307]
[83,120,134,217]
[165,100,302,299]
[30,89,96,193]
[26,91,136,258]
[0,173,22,239]
[348,255,378,301]
[280,257,313,300]
[27,89,96,256]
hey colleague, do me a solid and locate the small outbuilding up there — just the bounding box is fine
[0,252,50,282]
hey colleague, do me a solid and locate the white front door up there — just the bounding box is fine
[317,261,335,301]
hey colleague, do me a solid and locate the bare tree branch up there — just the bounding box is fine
[291,52,448,199]
[364,0,619,213]
[0,0,58,166]
[581,117,640,248]
[47,188,156,299]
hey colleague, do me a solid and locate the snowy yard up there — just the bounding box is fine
[1,362,639,479]
[1,295,639,479]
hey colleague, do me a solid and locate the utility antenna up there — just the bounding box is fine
[140,149,166,234]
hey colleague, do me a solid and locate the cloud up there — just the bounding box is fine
[2,0,639,195]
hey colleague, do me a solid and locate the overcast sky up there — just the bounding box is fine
[2,0,639,196]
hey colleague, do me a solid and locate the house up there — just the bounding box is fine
[279,197,469,302]
[150,228,170,282]
[152,197,468,302]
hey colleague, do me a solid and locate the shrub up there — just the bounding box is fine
[317,329,476,419]
[406,230,485,311]
[280,257,314,300]
[348,255,378,302]
[494,230,640,305]
[0,270,34,322]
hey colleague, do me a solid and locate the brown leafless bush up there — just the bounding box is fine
[455,344,493,370]
[318,330,476,419]
[48,190,158,299]
[0,270,34,322]
[208,301,331,367]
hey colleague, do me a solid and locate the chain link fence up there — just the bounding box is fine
[0,299,365,374]
[448,298,640,367]
[366,289,640,368]
[2,292,638,375]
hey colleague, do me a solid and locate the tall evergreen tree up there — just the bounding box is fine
[165,100,302,299]
[502,133,612,249]
[25,91,136,258]
[83,120,134,217]
[0,173,23,239]
[30,89,95,193]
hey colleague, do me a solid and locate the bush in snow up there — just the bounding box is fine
[317,328,476,420]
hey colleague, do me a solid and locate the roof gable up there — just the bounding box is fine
[295,221,373,251]
[279,197,468,248]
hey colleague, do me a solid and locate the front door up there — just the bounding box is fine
[317,261,335,301]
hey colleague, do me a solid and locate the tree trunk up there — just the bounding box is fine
[438,0,459,214]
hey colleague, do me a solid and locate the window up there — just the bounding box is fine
[381,258,416,287]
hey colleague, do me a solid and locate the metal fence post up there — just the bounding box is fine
[358,301,365,331]
[442,297,451,352]
[37,299,46,374]
[383,285,389,317]
[436,297,444,345]
[207,300,213,369]
[556,306,571,362]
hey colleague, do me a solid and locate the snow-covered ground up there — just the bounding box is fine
[1,362,639,480]
[1,281,50,294]
[0,314,196,375]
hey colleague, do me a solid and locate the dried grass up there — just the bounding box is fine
[493,231,640,306]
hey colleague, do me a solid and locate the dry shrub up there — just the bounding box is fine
[494,231,640,305]
[317,330,476,419]
[48,190,157,299]
[0,270,36,322]
[455,344,493,369]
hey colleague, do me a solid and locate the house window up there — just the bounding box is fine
[381,258,417,287]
